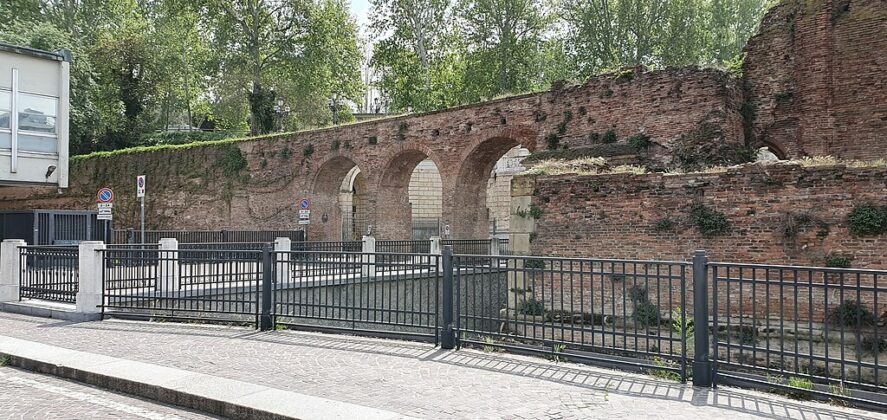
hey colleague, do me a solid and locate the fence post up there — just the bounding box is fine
[692,249,712,387]
[0,239,26,302]
[441,245,455,349]
[361,235,376,279]
[260,244,273,331]
[156,238,180,291]
[76,241,106,314]
[274,237,291,285]
[430,236,442,271]
[489,236,500,256]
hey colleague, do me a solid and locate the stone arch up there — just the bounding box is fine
[449,134,537,239]
[374,149,444,239]
[311,155,363,240]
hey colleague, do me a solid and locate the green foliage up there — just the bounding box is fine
[602,130,618,144]
[613,69,635,81]
[630,285,660,327]
[545,134,561,150]
[217,145,247,177]
[628,134,652,151]
[847,204,887,236]
[655,218,675,232]
[517,297,545,316]
[248,83,277,135]
[303,144,315,158]
[524,259,546,270]
[862,336,887,354]
[0,354,10,367]
[788,377,814,391]
[825,254,852,268]
[650,357,682,381]
[829,300,875,329]
[331,139,340,151]
[690,201,730,237]
[280,147,292,159]
[556,122,568,135]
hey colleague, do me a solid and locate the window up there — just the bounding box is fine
[0,90,10,130]
[18,93,57,134]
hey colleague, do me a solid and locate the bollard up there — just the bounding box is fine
[692,249,712,387]
[440,245,455,349]
[260,244,274,331]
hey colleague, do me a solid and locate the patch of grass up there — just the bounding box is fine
[796,155,840,167]
[650,356,682,381]
[609,165,647,175]
[302,143,314,157]
[482,336,500,353]
[274,324,288,331]
[787,377,814,400]
[690,201,730,237]
[602,130,617,144]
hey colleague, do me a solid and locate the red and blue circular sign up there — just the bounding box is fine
[299,198,310,210]
[97,187,114,203]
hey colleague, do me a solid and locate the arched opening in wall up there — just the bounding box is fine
[756,142,787,162]
[376,149,437,240]
[311,156,366,241]
[452,137,534,239]
[407,159,443,239]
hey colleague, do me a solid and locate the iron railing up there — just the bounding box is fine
[291,241,362,253]
[112,229,304,244]
[452,254,689,381]
[101,248,263,326]
[710,262,887,407]
[19,246,79,303]
[274,250,441,342]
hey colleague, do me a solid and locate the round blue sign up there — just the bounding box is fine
[299,198,310,209]
[97,188,114,203]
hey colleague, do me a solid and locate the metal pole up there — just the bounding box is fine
[692,249,712,387]
[140,196,145,244]
[260,244,274,331]
[441,245,455,349]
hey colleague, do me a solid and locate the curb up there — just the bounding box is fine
[0,336,413,420]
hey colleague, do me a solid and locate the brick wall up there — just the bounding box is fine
[743,0,887,160]
[519,162,887,269]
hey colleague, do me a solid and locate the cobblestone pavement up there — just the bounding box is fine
[0,312,883,420]
[0,366,215,419]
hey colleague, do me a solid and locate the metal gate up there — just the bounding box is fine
[0,210,107,245]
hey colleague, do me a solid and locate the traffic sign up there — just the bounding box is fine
[97,187,114,203]
[299,198,310,210]
[298,220,310,225]
[137,175,146,198]
[299,209,310,217]
[97,203,113,209]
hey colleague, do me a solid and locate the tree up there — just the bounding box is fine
[369,0,454,112]
[457,0,551,100]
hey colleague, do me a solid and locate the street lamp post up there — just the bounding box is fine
[273,98,290,132]
[329,95,338,126]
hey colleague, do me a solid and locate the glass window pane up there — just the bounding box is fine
[19,112,56,133]
[18,133,58,153]
[18,94,56,117]
[0,110,9,129]
[0,91,9,110]
[0,132,9,149]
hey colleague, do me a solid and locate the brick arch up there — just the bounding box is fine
[447,129,538,238]
[373,148,445,240]
[310,155,362,241]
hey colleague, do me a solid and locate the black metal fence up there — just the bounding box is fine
[101,248,263,325]
[452,254,690,381]
[112,229,304,244]
[83,243,887,410]
[710,262,887,407]
[19,246,79,303]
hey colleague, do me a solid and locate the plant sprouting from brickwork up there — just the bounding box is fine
[825,254,852,268]
[829,300,875,329]
[690,201,729,237]
[628,134,652,151]
[303,144,314,157]
[655,218,675,232]
[847,203,887,236]
[630,285,660,328]
[602,130,617,144]
[217,145,247,177]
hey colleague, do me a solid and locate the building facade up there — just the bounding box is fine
[0,42,70,188]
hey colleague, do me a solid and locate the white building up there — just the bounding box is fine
[0,42,70,188]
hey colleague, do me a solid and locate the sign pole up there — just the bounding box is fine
[140,195,145,244]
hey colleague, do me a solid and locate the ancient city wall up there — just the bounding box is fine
[743,0,887,160]
[514,162,887,269]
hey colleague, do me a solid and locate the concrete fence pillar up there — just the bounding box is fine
[430,236,442,271]
[489,236,500,256]
[274,237,291,285]
[362,235,376,278]
[0,239,26,302]
[76,241,105,314]
[156,238,180,292]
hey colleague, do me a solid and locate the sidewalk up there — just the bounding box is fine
[0,312,883,420]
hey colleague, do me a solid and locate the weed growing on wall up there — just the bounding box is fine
[825,254,852,268]
[829,300,875,329]
[690,201,730,237]
[847,203,887,236]
[628,134,652,151]
[217,145,247,177]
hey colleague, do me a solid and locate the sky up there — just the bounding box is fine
[349,0,373,31]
